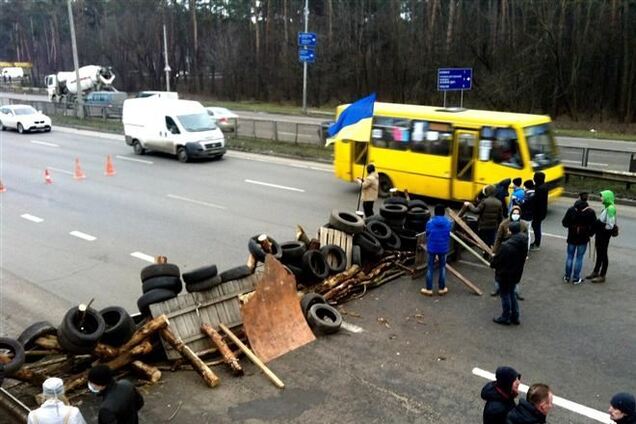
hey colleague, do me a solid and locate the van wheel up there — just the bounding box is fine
[133,140,145,155]
[17,123,25,134]
[177,147,189,163]
[378,173,393,198]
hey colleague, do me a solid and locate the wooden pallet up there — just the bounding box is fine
[318,227,354,268]
[149,269,261,360]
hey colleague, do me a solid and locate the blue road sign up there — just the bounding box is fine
[299,48,316,64]
[298,32,317,47]
[437,68,472,91]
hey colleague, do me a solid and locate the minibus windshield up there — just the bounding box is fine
[525,124,560,170]
[177,113,217,132]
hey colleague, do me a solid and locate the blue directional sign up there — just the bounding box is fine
[437,68,473,91]
[299,48,316,64]
[297,32,317,47]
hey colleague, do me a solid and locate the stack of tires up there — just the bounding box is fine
[279,239,346,285]
[299,293,342,335]
[57,306,106,354]
[137,263,182,316]
[371,198,431,252]
[182,264,221,293]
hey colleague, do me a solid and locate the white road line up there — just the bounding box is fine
[341,321,365,333]
[69,231,97,241]
[116,155,154,164]
[244,179,305,192]
[544,232,567,240]
[130,251,155,263]
[20,214,44,223]
[166,194,226,210]
[31,140,59,148]
[48,167,73,175]
[472,368,612,423]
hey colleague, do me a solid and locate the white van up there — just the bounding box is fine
[2,67,25,80]
[122,98,226,162]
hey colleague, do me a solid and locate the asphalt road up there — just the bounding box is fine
[1,126,634,423]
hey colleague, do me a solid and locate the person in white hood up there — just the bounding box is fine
[27,377,86,424]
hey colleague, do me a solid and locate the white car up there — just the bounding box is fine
[0,104,52,134]
[205,107,238,132]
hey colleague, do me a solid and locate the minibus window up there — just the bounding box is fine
[488,127,522,169]
[411,120,452,156]
[371,116,410,151]
[525,124,559,170]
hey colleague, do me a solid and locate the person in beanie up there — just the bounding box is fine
[421,204,452,296]
[495,178,512,212]
[509,178,525,212]
[465,184,503,248]
[491,206,528,299]
[490,221,528,325]
[561,196,596,284]
[588,190,617,283]
[506,383,553,424]
[88,365,144,424]
[609,392,636,423]
[357,163,379,218]
[530,172,548,251]
[481,366,521,424]
[28,377,86,424]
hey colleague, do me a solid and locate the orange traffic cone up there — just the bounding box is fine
[44,168,53,184]
[105,155,116,176]
[73,158,86,180]
[0,179,6,192]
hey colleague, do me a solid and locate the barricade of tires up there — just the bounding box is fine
[278,235,347,286]
[299,293,342,335]
[137,263,182,316]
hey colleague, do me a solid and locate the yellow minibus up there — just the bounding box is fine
[333,102,564,201]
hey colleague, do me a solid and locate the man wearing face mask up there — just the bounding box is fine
[87,365,144,424]
[491,206,528,299]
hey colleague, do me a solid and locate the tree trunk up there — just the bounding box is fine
[160,326,220,388]
[201,324,243,376]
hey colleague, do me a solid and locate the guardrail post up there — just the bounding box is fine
[252,119,256,139]
[629,153,636,173]
[273,120,278,142]
[295,123,299,145]
[582,148,589,167]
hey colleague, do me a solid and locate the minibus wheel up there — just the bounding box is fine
[378,173,393,198]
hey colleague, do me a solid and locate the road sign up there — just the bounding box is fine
[297,32,317,47]
[299,48,315,64]
[437,68,472,91]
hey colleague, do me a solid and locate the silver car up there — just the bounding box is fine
[206,107,239,132]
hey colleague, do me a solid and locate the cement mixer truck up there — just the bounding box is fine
[45,65,116,102]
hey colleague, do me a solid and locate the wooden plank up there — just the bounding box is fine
[448,208,494,257]
[412,232,427,279]
[446,263,483,296]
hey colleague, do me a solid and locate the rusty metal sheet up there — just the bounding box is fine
[241,256,316,363]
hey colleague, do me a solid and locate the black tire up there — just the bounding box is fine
[353,231,383,255]
[140,263,180,282]
[280,241,307,262]
[137,289,177,316]
[307,304,342,335]
[0,338,25,375]
[177,147,189,163]
[99,307,135,347]
[285,264,304,278]
[408,199,429,210]
[220,265,253,282]
[133,140,145,155]
[328,210,365,234]
[378,173,393,198]
[320,245,347,274]
[17,321,57,350]
[302,250,329,281]
[364,214,385,224]
[383,197,408,206]
[248,236,283,262]
[186,275,222,292]
[398,229,418,251]
[142,275,182,294]
[366,220,392,241]
[56,329,93,355]
[352,245,362,266]
[406,207,431,221]
[404,219,427,233]
[300,293,326,317]
[58,306,106,346]
[382,230,402,250]
[379,203,408,220]
[182,264,218,284]
[17,123,25,134]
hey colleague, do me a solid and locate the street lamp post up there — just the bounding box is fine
[302,0,309,114]
[67,0,83,118]
[163,24,171,91]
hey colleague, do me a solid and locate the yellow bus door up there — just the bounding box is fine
[452,130,477,201]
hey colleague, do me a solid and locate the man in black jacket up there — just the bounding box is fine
[609,392,636,423]
[481,366,521,424]
[561,197,596,284]
[88,365,144,424]
[507,383,553,424]
[530,172,548,250]
[490,222,528,325]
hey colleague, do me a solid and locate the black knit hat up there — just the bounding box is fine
[88,365,113,386]
[611,392,636,416]
[495,366,521,393]
[513,177,523,187]
[434,204,445,216]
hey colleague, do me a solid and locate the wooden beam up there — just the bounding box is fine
[447,208,493,257]
[446,263,483,296]
[450,232,490,267]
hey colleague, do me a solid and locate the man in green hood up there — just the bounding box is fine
[587,190,617,283]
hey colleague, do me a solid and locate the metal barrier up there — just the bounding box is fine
[235,118,323,145]
[564,165,636,190]
[0,96,122,120]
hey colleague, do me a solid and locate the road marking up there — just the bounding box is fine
[69,231,97,241]
[472,367,612,423]
[20,214,44,223]
[341,321,365,333]
[166,194,226,210]
[116,155,153,164]
[544,232,567,240]
[244,179,305,192]
[130,251,155,263]
[48,167,73,175]
[31,140,59,148]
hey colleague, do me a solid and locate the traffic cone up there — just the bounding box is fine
[105,155,116,176]
[73,158,86,180]
[44,168,53,184]
[0,179,6,192]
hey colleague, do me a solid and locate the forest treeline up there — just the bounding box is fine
[0,0,634,122]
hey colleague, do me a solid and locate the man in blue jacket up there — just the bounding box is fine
[421,204,452,296]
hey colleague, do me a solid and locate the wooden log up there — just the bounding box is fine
[450,232,491,266]
[0,355,46,386]
[218,323,284,389]
[160,326,220,388]
[246,254,257,271]
[319,264,360,290]
[155,256,167,264]
[296,225,311,245]
[97,314,169,359]
[93,343,120,359]
[446,263,483,296]
[258,234,273,253]
[201,323,243,376]
[131,360,162,383]
[448,208,493,257]
[34,335,61,351]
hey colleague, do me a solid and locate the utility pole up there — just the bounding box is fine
[302,0,309,114]
[67,0,83,118]
[163,24,171,91]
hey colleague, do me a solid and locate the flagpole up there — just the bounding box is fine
[356,150,368,213]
